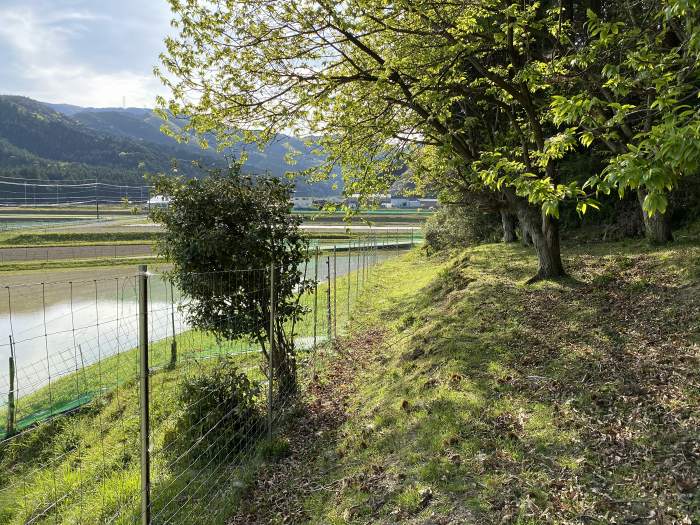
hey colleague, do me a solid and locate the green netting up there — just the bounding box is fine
[0,341,259,441]
[1,391,97,439]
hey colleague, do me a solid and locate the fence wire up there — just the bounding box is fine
[0,234,413,524]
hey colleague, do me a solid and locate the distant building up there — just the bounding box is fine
[418,198,439,210]
[308,193,436,210]
[311,196,344,208]
[388,196,438,209]
[147,195,170,208]
[291,196,314,209]
[390,197,409,208]
[346,193,390,209]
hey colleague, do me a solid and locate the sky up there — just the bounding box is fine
[0,0,172,108]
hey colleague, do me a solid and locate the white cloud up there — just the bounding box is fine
[0,1,170,107]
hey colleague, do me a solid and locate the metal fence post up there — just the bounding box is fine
[362,239,366,285]
[268,262,275,442]
[313,247,319,348]
[6,335,16,437]
[138,264,151,525]
[374,234,378,265]
[169,282,177,369]
[347,242,351,323]
[356,240,360,298]
[326,256,332,342]
[333,246,337,338]
[373,234,377,266]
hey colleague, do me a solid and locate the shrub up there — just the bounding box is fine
[151,164,311,398]
[166,358,263,463]
[423,205,501,254]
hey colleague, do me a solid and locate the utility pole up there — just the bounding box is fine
[347,241,351,322]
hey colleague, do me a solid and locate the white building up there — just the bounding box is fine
[418,198,439,209]
[346,193,390,209]
[389,197,406,208]
[147,195,170,208]
[291,196,315,209]
[391,196,421,208]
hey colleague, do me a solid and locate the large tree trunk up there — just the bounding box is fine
[520,222,533,246]
[638,189,673,244]
[500,209,518,243]
[514,200,566,282]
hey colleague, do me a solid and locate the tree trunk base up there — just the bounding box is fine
[513,200,566,282]
[638,189,673,244]
[500,210,518,243]
[525,268,568,284]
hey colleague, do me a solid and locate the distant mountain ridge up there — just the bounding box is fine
[0,95,339,197]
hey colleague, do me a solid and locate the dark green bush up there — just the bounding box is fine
[166,358,263,463]
[423,205,501,254]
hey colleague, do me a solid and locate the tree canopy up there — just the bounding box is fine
[158,0,700,278]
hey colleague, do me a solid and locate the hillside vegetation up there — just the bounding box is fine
[231,236,700,524]
[0,95,339,196]
[0,96,214,181]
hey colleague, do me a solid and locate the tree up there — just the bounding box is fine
[550,0,700,243]
[157,0,606,281]
[408,148,520,244]
[149,164,310,396]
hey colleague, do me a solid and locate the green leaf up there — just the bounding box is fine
[580,131,595,147]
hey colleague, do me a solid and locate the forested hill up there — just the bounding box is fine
[0,96,339,196]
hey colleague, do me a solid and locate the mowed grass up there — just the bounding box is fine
[297,238,700,524]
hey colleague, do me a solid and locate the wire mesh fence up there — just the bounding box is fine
[0,235,410,524]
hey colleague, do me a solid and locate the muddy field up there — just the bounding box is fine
[0,243,154,262]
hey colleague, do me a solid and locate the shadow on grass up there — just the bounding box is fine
[315,241,700,524]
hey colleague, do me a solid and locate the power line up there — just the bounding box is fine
[0,179,153,190]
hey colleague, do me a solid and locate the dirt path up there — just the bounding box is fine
[228,329,384,525]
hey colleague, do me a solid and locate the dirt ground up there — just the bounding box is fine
[0,243,153,263]
[228,329,385,525]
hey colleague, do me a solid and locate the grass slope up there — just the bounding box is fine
[0,259,373,524]
[0,333,266,525]
[296,240,700,524]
